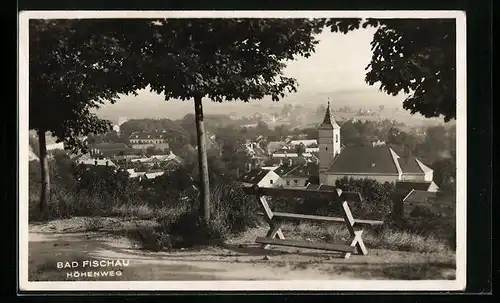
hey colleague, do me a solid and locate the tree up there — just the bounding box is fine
[432,157,456,193]
[31,18,326,224]
[29,19,147,210]
[324,18,456,122]
[295,143,306,156]
[138,19,323,223]
[256,120,270,137]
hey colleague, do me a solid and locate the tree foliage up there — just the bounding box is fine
[324,18,456,122]
[29,19,150,152]
[140,19,323,103]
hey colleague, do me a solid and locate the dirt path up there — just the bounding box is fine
[28,217,456,281]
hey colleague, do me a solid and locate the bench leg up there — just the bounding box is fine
[341,200,368,259]
[343,229,368,259]
[261,219,284,249]
[254,193,285,249]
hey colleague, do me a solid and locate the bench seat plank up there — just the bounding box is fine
[255,237,356,253]
[271,212,384,226]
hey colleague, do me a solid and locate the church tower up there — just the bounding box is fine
[318,102,341,171]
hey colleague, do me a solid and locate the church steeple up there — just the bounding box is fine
[319,101,340,130]
[318,100,342,173]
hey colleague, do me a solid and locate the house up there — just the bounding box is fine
[150,151,183,163]
[151,151,184,171]
[47,142,65,151]
[237,169,282,188]
[125,168,147,179]
[206,132,220,149]
[142,171,165,180]
[391,180,440,217]
[271,151,313,159]
[88,142,135,158]
[403,190,438,204]
[244,141,268,168]
[399,189,439,216]
[29,146,39,162]
[317,102,435,185]
[75,155,117,167]
[266,141,287,155]
[289,139,318,147]
[395,180,440,195]
[262,158,283,169]
[274,162,319,188]
[129,132,169,151]
[305,147,320,153]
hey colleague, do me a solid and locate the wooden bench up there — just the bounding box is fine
[243,184,384,259]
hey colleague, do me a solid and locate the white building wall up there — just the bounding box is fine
[46,142,65,151]
[257,171,282,188]
[424,170,434,182]
[318,128,340,171]
[401,174,426,182]
[282,176,309,188]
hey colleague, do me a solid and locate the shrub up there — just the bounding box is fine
[133,182,260,251]
[29,183,113,222]
[166,211,225,247]
[130,222,172,252]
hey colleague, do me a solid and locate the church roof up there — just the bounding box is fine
[326,145,399,174]
[324,144,433,176]
[318,102,340,130]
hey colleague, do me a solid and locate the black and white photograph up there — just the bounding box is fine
[18,11,466,291]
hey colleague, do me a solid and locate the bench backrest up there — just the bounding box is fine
[242,184,363,203]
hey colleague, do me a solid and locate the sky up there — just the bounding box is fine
[96,27,413,122]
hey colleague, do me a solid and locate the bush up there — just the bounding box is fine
[29,183,114,222]
[131,222,173,252]
[29,188,73,222]
[133,182,260,251]
[166,211,225,247]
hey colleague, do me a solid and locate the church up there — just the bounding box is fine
[317,103,436,185]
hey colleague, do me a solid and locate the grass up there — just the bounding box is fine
[29,195,455,256]
[110,203,188,221]
[29,179,455,257]
[280,222,454,256]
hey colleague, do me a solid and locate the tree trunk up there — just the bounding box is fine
[194,96,211,224]
[37,129,50,211]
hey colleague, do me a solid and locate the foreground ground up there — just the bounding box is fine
[28,217,456,281]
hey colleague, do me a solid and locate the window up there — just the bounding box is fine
[270,179,274,185]
[336,134,338,143]
[286,180,290,185]
[325,147,328,151]
[294,180,298,184]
